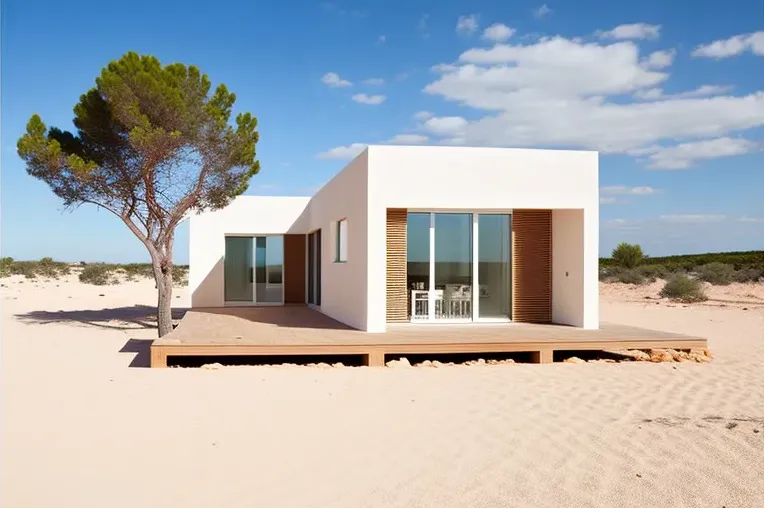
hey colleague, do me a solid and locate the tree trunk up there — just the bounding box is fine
[153,255,174,337]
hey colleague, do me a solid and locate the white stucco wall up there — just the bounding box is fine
[553,210,585,327]
[365,145,599,331]
[189,196,310,307]
[299,151,370,330]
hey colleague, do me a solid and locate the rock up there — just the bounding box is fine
[418,360,434,368]
[432,360,444,368]
[386,358,412,368]
[742,307,748,311]
[316,362,332,369]
[201,363,223,370]
[98,294,105,297]
[476,358,486,365]
[688,349,712,363]
[649,349,675,362]
[487,359,500,365]
[564,356,586,364]
[753,428,760,434]
[332,362,344,368]
[500,359,516,364]
[627,350,651,361]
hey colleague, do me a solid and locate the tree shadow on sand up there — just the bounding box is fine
[14,305,188,330]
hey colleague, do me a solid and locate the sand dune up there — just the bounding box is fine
[2,275,762,507]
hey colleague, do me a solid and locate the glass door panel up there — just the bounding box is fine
[255,236,284,304]
[307,230,322,306]
[407,213,431,320]
[433,213,472,320]
[224,237,253,302]
[478,214,511,319]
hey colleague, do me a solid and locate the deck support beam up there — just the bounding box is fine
[150,346,167,368]
[366,350,386,367]
[530,349,554,364]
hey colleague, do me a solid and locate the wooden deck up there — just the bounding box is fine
[150,306,708,367]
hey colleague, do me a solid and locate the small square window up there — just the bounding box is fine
[336,219,348,262]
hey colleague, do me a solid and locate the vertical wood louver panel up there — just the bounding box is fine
[386,209,408,322]
[512,210,552,323]
[283,234,306,304]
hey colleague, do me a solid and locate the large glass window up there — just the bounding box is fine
[403,212,512,322]
[224,237,253,302]
[407,213,431,320]
[478,214,511,319]
[434,213,473,320]
[225,236,283,304]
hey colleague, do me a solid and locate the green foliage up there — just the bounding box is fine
[660,275,708,302]
[0,258,71,279]
[636,264,670,281]
[613,268,646,285]
[601,250,764,271]
[120,263,155,280]
[611,242,644,269]
[172,265,189,286]
[79,263,116,285]
[695,262,736,286]
[734,267,763,283]
[17,52,260,216]
[0,257,13,277]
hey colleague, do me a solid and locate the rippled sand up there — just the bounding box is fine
[2,275,762,507]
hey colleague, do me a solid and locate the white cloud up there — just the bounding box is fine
[659,214,726,223]
[456,14,479,35]
[644,49,675,69]
[600,185,657,204]
[377,35,387,45]
[644,137,760,169]
[601,185,658,195]
[413,111,434,120]
[532,4,552,19]
[422,116,468,136]
[483,23,515,42]
[692,31,764,58]
[738,216,764,223]
[634,84,733,101]
[420,35,764,160]
[351,93,386,105]
[316,143,367,160]
[388,134,429,144]
[363,78,385,85]
[598,23,661,40]
[321,72,352,87]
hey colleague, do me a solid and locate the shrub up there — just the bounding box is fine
[121,263,154,280]
[611,242,644,269]
[695,262,735,286]
[635,264,669,282]
[79,263,115,285]
[0,257,13,277]
[613,268,646,285]
[734,267,763,283]
[660,275,708,302]
[9,261,38,279]
[172,265,189,286]
[37,257,71,278]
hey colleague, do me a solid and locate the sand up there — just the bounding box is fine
[2,274,763,507]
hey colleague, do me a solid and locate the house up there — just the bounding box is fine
[188,145,599,333]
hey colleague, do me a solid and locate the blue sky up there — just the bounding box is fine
[1,0,762,264]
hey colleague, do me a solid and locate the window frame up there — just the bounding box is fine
[335,218,348,263]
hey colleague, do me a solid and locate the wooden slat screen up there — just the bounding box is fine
[512,209,552,323]
[386,209,408,322]
[283,234,306,304]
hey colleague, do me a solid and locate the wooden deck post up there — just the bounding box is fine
[366,350,385,367]
[150,346,167,368]
[530,349,554,364]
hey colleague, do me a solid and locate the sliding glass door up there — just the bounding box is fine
[406,212,511,322]
[307,230,322,306]
[224,236,284,305]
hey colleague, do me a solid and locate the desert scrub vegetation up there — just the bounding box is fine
[659,275,708,303]
[694,262,736,286]
[610,242,645,269]
[0,257,71,279]
[78,263,117,285]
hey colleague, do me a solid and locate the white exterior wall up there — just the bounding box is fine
[299,151,370,331]
[189,196,310,307]
[365,145,599,331]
